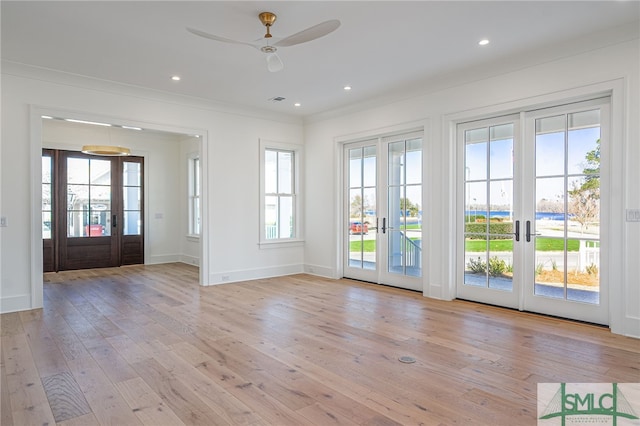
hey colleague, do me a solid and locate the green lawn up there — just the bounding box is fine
[465,238,579,252]
[350,237,579,253]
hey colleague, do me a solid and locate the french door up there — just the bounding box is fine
[457,98,608,325]
[344,132,423,291]
[42,149,144,271]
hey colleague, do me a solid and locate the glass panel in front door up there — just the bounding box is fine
[66,157,112,237]
[348,146,377,270]
[534,109,600,304]
[42,155,53,239]
[464,124,515,290]
[387,138,422,277]
[123,161,142,235]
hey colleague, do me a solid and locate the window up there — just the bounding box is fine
[260,140,301,244]
[42,152,53,240]
[188,156,200,236]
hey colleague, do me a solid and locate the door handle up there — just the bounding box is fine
[113,215,117,228]
[376,217,379,233]
[514,220,520,242]
[525,220,541,242]
[382,218,386,234]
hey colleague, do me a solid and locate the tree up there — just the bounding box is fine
[350,195,363,218]
[400,197,420,217]
[568,139,600,232]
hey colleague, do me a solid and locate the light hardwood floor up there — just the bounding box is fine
[1,263,638,425]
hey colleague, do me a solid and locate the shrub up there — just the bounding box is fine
[488,256,507,277]
[586,263,598,276]
[465,222,514,240]
[467,257,486,273]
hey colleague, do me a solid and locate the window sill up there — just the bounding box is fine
[259,239,305,249]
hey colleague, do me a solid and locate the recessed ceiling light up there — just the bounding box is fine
[41,115,53,119]
[171,75,181,81]
[478,39,490,46]
[344,85,352,91]
[294,103,301,107]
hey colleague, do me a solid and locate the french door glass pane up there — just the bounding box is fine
[67,157,89,184]
[534,110,600,304]
[464,124,514,291]
[348,146,376,271]
[90,159,111,184]
[387,139,422,277]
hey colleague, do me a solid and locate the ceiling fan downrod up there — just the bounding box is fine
[258,12,277,38]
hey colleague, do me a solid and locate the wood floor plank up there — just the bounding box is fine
[131,358,228,426]
[2,264,639,425]
[1,346,15,426]
[56,412,100,426]
[22,318,69,378]
[41,371,91,422]
[115,377,186,426]
[65,349,142,425]
[2,333,56,425]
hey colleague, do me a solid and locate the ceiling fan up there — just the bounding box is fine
[187,12,340,72]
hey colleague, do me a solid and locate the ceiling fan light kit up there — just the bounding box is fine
[187,12,340,72]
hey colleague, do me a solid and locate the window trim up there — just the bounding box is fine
[259,139,303,247]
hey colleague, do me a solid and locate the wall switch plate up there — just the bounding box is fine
[0,217,7,227]
[626,209,640,222]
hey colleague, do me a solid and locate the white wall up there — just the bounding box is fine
[303,39,640,337]
[0,63,304,313]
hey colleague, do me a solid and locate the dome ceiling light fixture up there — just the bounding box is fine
[81,145,131,156]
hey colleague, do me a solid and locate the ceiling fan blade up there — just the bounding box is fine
[266,53,284,73]
[186,27,257,48]
[274,19,340,47]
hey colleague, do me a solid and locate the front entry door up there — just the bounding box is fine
[457,98,609,325]
[43,150,144,271]
[344,132,423,291]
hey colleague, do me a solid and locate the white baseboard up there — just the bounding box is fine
[0,293,31,313]
[303,264,335,278]
[207,263,305,286]
[146,254,181,265]
[180,254,200,267]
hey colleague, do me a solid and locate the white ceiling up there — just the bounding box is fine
[2,1,639,118]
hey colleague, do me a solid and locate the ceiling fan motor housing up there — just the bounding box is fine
[259,12,277,38]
